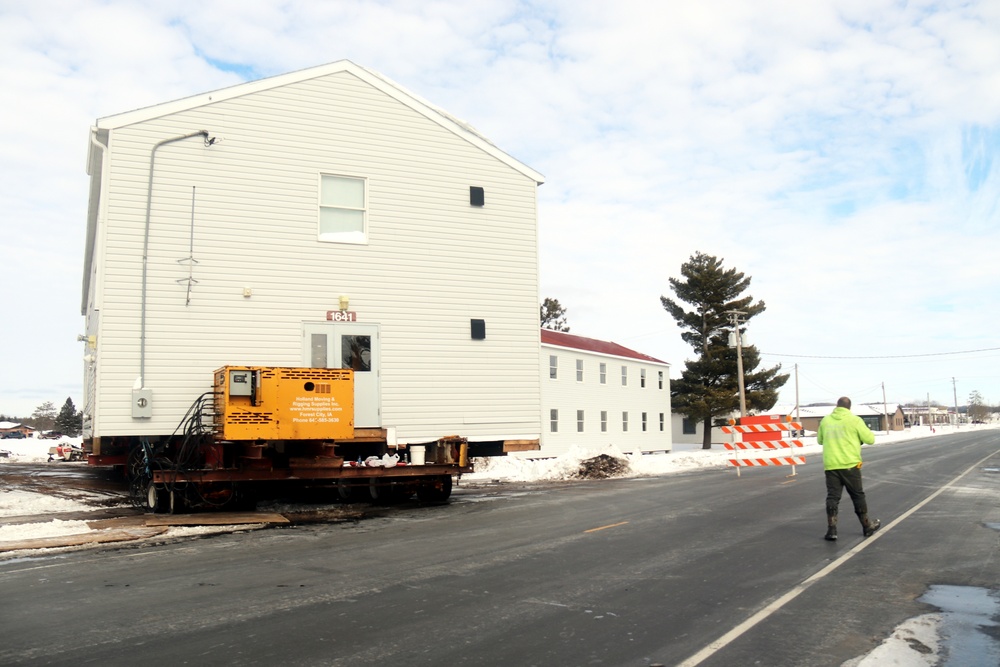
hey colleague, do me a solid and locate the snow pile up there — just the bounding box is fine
[465,442,767,483]
[0,518,93,542]
[463,422,996,484]
[0,489,96,517]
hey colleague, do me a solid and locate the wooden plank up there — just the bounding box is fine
[503,440,540,452]
[143,512,289,527]
[0,527,169,552]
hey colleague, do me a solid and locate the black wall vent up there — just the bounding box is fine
[471,319,486,340]
[470,186,485,207]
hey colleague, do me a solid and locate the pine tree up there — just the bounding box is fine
[54,397,82,437]
[661,252,789,448]
[540,297,570,332]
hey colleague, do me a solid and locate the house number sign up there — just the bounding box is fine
[326,311,358,322]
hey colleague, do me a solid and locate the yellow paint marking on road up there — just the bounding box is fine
[585,521,629,533]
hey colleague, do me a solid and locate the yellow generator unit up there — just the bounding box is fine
[213,366,354,441]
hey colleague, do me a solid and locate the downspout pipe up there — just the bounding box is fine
[140,130,211,389]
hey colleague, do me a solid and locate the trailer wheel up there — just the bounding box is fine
[145,481,169,514]
[337,479,357,502]
[168,489,186,514]
[416,475,453,502]
[368,479,413,504]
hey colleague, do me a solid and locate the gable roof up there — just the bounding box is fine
[93,60,544,184]
[541,329,668,365]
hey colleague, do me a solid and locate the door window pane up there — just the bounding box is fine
[311,334,328,368]
[341,335,371,372]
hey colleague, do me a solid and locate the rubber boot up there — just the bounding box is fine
[824,513,838,541]
[859,514,881,538]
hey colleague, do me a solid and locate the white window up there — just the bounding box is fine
[621,366,628,386]
[320,174,367,243]
[622,411,629,431]
[600,411,608,432]
[576,359,584,382]
[658,371,664,389]
[642,412,648,432]
[549,355,558,379]
[659,413,665,431]
[550,409,559,432]
[577,410,585,432]
[599,363,607,384]
[641,368,647,388]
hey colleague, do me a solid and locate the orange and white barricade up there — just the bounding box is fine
[721,416,805,477]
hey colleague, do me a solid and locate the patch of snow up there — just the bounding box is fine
[0,518,93,542]
[0,489,98,517]
[0,435,82,463]
[841,614,942,667]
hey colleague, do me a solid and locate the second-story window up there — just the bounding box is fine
[319,174,367,244]
[576,359,584,382]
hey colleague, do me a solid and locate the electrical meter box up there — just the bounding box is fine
[213,366,354,441]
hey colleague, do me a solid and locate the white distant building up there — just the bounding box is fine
[539,329,671,457]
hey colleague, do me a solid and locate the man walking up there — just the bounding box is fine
[816,396,881,541]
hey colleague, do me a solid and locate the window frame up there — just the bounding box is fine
[319,173,368,244]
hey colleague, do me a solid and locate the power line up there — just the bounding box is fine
[760,346,1000,360]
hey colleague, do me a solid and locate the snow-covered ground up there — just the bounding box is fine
[2,424,997,665]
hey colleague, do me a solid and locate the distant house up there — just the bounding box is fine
[671,414,721,447]
[540,329,671,456]
[0,422,34,438]
[769,403,906,433]
[901,405,953,427]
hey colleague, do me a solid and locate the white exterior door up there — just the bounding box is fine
[303,323,381,427]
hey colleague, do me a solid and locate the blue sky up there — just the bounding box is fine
[1,0,998,417]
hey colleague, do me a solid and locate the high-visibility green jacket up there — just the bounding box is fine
[817,406,875,471]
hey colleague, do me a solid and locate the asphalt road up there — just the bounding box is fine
[1,431,997,666]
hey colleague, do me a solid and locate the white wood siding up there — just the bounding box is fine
[87,70,541,442]
[539,344,671,457]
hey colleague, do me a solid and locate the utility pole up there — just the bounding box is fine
[952,377,960,427]
[795,364,800,426]
[882,382,889,434]
[727,310,747,418]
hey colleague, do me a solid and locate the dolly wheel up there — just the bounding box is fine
[145,481,169,514]
[416,475,453,502]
